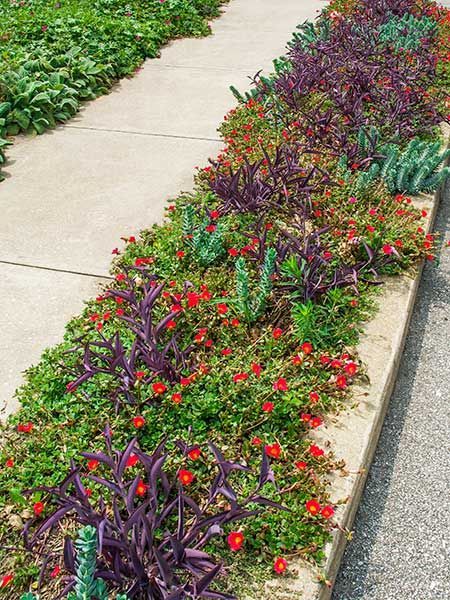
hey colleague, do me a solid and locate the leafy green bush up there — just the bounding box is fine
[0,0,225,168]
[0,137,11,181]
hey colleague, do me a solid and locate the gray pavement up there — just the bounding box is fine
[333,180,450,599]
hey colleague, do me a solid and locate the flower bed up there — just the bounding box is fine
[0,0,449,598]
[0,0,226,180]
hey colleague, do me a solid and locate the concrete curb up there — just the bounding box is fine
[260,123,450,600]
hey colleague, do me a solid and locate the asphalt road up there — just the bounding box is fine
[332,178,450,600]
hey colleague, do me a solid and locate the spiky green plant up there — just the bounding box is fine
[378,13,437,51]
[19,527,128,600]
[182,204,225,267]
[68,525,106,600]
[375,139,450,194]
[339,134,450,195]
[288,17,331,51]
[235,248,277,322]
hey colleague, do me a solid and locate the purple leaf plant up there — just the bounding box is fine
[65,267,196,409]
[24,428,285,599]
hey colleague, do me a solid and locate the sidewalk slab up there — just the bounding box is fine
[66,64,249,139]
[0,129,221,275]
[0,263,105,416]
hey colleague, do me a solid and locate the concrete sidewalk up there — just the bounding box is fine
[0,0,324,414]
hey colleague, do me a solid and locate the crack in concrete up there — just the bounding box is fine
[66,125,222,143]
[0,260,112,280]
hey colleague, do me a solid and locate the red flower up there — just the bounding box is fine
[382,244,394,255]
[17,422,33,433]
[227,531,245,551]
[5,458,14,468]
[87,459,99,471]
[251,362,262,377]
[228,248,239,256]
[136,480,148,496]
[221,348,232,356]
[233,372,249,383]
[126,453,139,468]
[176,251,185,259]
[262,401,274,413]
[188,447,201,461]
[310,416,323,428]
[273,557,287,574]
[217,303,228,314]
[231,318,240,327]
[152,382,167,394]
[309,391,320,403]
[166,320,176,330]
[178,469,194,485]
[336,375,348,389]
[300,413,311,423]
[295,461,307,470]
[180,377,191,387]
[251,436,262,445]
[210,210,220,219]
[135,370,146,379]
[205,224,216,233]
[172,392,182,404]
[309,444,324,458]
[321,505,335,519]
[187,292,200,308]
[50,565,61,578]
[272,327,283,339]
[344,362,358,376]
[133,416,146,429]
[115,273,126,282]
[301,341,313,354]
[265,443,281,459]
[273,378,288,392]
[292,354,303,365]
[0,574,13,588]
[306,499,321,515]
[33,501,44,516]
